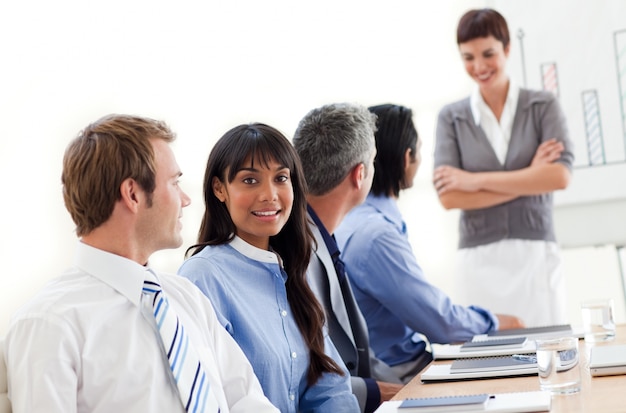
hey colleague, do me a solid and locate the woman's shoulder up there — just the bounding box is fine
[188,243,231,258]
[518,88,558,106]
[438,96,472,119]
[178,244,234,274]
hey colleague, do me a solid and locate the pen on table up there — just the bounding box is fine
[512,354,537,363]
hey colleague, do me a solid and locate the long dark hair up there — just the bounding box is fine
[187,123,343,384]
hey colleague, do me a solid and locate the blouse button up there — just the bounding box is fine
[291,352,297,359]
[281,310,287,317]
[289,394,295,401]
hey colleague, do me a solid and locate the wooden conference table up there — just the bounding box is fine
[389,324,626,412]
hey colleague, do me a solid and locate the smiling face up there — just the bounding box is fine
[212,157,293,250]
[459,35,510,94]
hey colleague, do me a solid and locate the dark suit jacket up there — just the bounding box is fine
[306,218,401,412]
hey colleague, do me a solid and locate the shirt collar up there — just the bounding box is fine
[307,204,340,257]
[229,235,282,265]
[74,241,148,307]
[470,79,519,125]
[365,193,406,234]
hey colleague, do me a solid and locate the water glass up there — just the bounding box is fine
[535,336,580,394]
[581,298,616,343]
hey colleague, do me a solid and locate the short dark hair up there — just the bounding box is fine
[368,104,418,198]
[457,8,510,49]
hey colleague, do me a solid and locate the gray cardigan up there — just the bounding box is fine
[434,88,575,249]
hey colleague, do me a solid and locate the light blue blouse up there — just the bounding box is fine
[335,194,498,366]
[178,236,358,413]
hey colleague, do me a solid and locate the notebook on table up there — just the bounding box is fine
[450,355,537,374]
[589,344,626,377]
[421,351,577,382]
[432,337,535,359]
[374,391,551,413]
[420,360,537,383]
[480,324,583,340]
[460,337,528,352]
[397,393,489,412]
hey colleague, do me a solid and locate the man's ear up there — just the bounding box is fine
[350,162,366,190]
[212,176,227,202]
[119,178,141,212]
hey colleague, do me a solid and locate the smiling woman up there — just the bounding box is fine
[211,151,294,251]
[178,123,359,413]
[433,8,575,327]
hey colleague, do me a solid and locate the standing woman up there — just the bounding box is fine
[178,123,358,413]
[433,8,574,327]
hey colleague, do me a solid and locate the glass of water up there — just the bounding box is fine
[535,336,581,395]
[581,298,616,343]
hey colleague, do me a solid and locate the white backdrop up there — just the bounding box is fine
[493,0,626,249]
[1,0,624,335]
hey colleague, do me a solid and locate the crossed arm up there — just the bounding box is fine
[433,139,571,210]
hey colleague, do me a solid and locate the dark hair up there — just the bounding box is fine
[457,8,510,49]
[188,123,343,384]
[368,104,418,198]
[62,114,175,236]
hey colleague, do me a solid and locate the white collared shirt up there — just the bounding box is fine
[4,242,278,413]
[470,80,519,165]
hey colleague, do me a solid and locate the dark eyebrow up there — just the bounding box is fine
[237,164,289,173]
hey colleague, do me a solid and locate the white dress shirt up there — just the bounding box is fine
[4,242,278,413]
[469,80,519,165]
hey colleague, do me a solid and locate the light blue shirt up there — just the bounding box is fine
[178,236,359,413]
[335,194,499,366]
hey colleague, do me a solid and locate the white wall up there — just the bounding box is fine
[492,0,626,323]
[1,0,624,336]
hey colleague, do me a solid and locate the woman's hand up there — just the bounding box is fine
[433,165,480,195]
[531,138,564,166]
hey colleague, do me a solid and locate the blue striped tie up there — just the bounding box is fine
[143,270,221,413]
